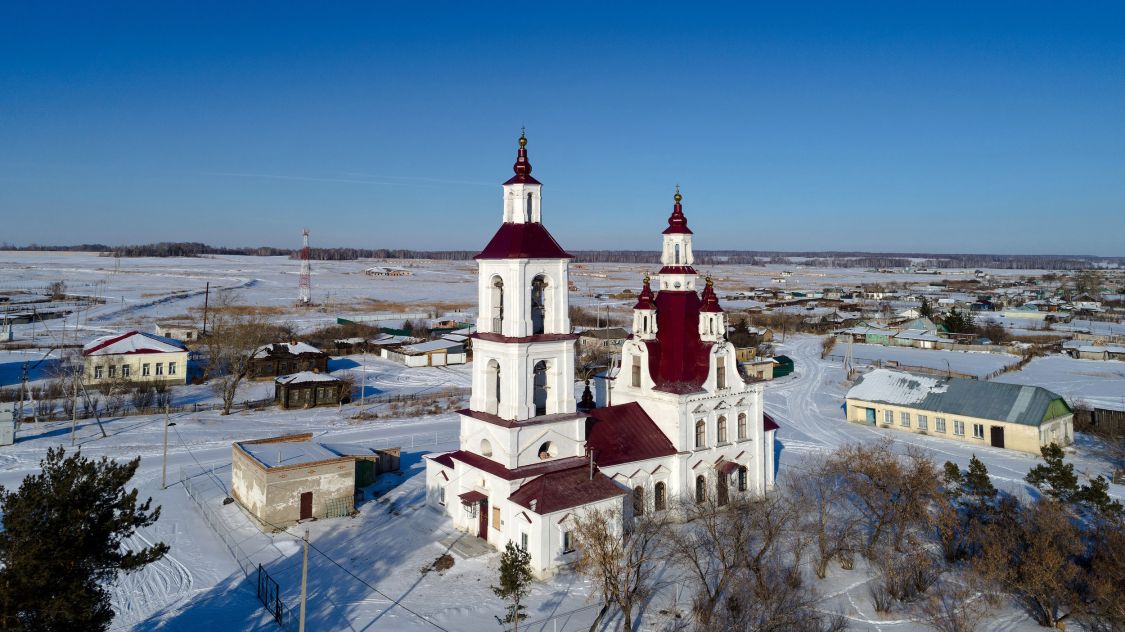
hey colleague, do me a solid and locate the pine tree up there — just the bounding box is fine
[1074,475,1124,518]
[941,461,964,501]
[0,448,167,631]
[1025,443,1079,503]
[963,455,997,504]
[919,297,934,319]
[492,541,533,630]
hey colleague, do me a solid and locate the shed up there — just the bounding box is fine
[772,355,795,378]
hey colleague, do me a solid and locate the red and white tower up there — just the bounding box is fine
[298,228,311,306]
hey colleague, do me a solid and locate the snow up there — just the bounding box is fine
[275,371,340,384]
[83,331,186,355]
[834,342,1019,378]
[252,341,322,358]
[846,369,946,404]
[239,439,342,468]
[992,355,1125,412]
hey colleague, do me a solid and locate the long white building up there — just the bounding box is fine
[425,133,777,577]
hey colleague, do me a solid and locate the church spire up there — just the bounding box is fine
[505,128,540,185]
[663,185,692,235]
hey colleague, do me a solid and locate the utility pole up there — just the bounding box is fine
[69,359,80,445]
[161,403,174,490]
[360,345,366,405]
[299,529,310,632]
[201,282,210,336]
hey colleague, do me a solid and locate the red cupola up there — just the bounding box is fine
[662,187,693,235]
[700,276,723,313]
[504,129,541,185]
[633,274,655,310]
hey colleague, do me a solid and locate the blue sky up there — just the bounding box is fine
[2,2,1123,255]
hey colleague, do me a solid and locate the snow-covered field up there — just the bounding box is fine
[1,253,1122,631]
[830,342,1018,378]
[993,355,1125,412]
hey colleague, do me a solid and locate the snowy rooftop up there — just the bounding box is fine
[252,341,323,358]
[399,339,463,354]
[238,438,345,469]
[275,371,341,385]
[847,368,1070,427]
[82,330,187,356]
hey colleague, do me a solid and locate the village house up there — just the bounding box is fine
[249,341,329,378]
[578,327,629,350]
[383,338,467,367]
[82,330,189,385]
[155,320,201,343]
[231,433,398,529]
[274,371,348,409]
[425,135,777,578]
[844,369,1073,454]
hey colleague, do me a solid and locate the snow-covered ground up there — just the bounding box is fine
[828,342,1018,378]
[1,253,1122,631]
[992,355,1125,412]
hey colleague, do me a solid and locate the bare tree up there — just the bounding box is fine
[203,292,279,415]
[672,496,751,627]
[920,580,986,632]
[709,554,848,632]
[572,506,668,632]
[1076,517,1125,632]
[786,454,861,579]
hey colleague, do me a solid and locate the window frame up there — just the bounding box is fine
[900,412,911,428]
[972,423,985,439]
[935,417,946,433]
[695,420,706,448]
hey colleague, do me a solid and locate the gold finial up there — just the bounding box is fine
[519,126,527,147]
[643,273,650,285]
[705,275,714,288]
[674,184,682,203]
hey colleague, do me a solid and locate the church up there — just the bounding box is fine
[425,133,777,577]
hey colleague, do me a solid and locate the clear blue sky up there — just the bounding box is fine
[2,2,1123,255]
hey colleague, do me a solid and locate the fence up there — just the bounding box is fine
[181,465,300,631]
[823,354,979,380]
[504,603,608,632]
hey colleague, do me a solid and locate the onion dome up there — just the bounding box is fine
[662,185,693,234]
[504,128,541,185]
[633,274,655,310]
[578,379,596,411]
[700,276,723,312]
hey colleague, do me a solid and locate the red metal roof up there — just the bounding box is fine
[444,450,590,481]
[662,193,693,234]
[643,290,713,393]
[699,278,723,313]
[763,412,780,432]
[508,466,625,515]
[632,276,655,310]
[458,490,487,504]
[503,133,541,185]
[427,452,455,468]
[586,402,676,467]
[475,222,573,260]
[657,265,698,276]
[716,460,740,475]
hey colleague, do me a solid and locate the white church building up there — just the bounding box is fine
[425,133,777,577]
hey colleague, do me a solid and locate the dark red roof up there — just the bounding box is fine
[700,278,723,313]
[427,452,455,468]
[585,402,676,467]
[508,466,625,515]
[658,265,698,276]
[475,222,573,260]
[444,450,590,481]
[643,290,713,393]
[503,133,541,185]
[763,412,780,432]
[458,490,487,504]
[633,275,655,310]
[662,193,693,235]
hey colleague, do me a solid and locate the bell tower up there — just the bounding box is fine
[470,132,577,422]
[657,187,698,292]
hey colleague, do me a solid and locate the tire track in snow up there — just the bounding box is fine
[110,531,194,629]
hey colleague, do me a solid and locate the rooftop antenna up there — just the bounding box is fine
[298,228,312,306]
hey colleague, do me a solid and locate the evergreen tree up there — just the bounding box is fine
[1025,443,1079,503]
[1074,475,1124,518]
[941,461,964,501]
[492,541,533,630]
[0,448,167,631]
[919,297,934,319]
[963,455,997,504]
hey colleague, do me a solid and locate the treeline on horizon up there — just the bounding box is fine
[2,242,1121,270]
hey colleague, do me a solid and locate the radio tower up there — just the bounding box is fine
[298,228,312,306]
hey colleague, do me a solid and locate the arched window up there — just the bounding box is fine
[486,359,501,415]
[717,416,728,443]
[531,274,548,335]
[654,482,666,511]
[533,360,548,416]
[633,486,644,516]
[537,441,556,460]
[490,276,504,333]
[480,438,493,457]
[695,475,706,503]
[695,420,706,448]
[737,413,748,440]
[526,192,533,219]
[674,243,681,264]
[643,315,649,332]
[738,465,748,492]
